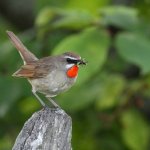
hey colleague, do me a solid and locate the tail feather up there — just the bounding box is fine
[6,31,38,64]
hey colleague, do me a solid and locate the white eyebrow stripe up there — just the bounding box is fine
[64,56,81,60]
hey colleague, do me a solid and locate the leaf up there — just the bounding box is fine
[36,7,57,27]
[36,0,67,12]
[52,10,95,30]
[99,6,139,30]
[120,109,149,150]
[96,74,125,110]
[66,0,109,15]
[115,32,150,74]
[53,27,110,85]
[36,8,95,30]
[36,8,96,39]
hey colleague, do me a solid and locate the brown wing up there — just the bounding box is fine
[13,59,55,78]
[13,64,35,78]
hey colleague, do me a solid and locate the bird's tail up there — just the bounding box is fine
[6,31,38,64]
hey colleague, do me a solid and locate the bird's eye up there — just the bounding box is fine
[66,58,78,64]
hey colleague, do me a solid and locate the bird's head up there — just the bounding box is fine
[60,52,87,78]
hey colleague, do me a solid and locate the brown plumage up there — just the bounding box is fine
[13,61,55,78]
[6,31,38,63]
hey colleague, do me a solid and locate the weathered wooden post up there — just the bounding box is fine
[12,107,72,150]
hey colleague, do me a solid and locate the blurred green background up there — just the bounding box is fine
[0,0,150,149]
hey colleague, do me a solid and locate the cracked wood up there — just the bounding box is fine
[12,107,72,150]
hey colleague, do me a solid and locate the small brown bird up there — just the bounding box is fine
[7,31,87,107]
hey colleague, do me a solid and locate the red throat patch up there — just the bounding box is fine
[67,65,79,78]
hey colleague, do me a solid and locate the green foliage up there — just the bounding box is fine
[36,8,95,30]
[121,109,149,150]
[66,0,110,14]
[0,1,150,150]
[99,6,139,30]
[116,32,150,74]
[0,77,21,117]
[56,75,101,111]
[0,16,14,42]
[96,74,125,110]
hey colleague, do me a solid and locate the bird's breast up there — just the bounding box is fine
[29,69,77,97]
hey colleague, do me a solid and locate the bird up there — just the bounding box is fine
[6,31,87,108]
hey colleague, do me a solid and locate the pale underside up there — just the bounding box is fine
[28,70,77,97]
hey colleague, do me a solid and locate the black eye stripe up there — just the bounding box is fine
[66,58,78,64]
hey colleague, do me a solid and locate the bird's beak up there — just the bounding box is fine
[78,59,87,65]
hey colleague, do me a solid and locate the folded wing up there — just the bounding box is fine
[13,60,54,78]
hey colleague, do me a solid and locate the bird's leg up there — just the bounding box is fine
[46,96,61,108]
[32,89,46,107]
